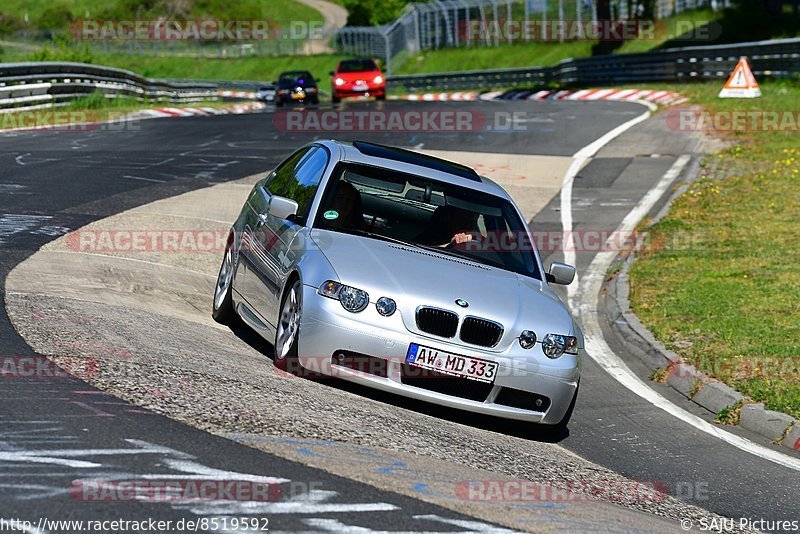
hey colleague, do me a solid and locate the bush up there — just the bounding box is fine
[30,33,95,63]
[342,0,409,25]
[38,5,75,31]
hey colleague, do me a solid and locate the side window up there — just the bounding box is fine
[286,147,329,221]
[266,147,313,196]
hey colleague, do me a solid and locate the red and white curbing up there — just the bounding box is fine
[527,88,687,107]
[390,92,479,102]
[392,88,686,107]
[139,102,265,119]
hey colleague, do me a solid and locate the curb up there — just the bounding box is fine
[389,88,685,107]
[0,102,267,135]
[137,101,266,119]
[603,238,800,456]
[389,91,479,102]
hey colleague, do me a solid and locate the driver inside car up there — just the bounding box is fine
[416,205,481,248]
[323,181,367,231]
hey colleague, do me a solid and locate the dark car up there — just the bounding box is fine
[276,71,319,106]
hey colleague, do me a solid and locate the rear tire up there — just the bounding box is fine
[212,239,237,325]
[273,279,302,374]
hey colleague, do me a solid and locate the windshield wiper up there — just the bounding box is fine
[342,228,488,267]
[342,228,422,249]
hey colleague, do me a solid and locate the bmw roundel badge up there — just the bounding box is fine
[455,299,469,308]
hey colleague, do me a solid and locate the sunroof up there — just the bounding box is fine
[352,141,481,182]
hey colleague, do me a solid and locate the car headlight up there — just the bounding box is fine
[541,333,578,359]
[335,77,345,86]
[373,75,383,84]
[318,280,369,313]
[375,297,396,316]
[519,330,537,349]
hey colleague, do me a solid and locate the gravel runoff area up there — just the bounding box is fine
[4,163,753,533]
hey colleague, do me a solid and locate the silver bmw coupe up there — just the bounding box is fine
[213,140,582,428]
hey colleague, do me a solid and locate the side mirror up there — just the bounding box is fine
[268,196,299,220]
[546,262,576,285]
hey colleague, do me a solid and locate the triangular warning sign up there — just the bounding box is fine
[719,56,761,98]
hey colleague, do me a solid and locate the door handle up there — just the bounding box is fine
[257,213,268,225]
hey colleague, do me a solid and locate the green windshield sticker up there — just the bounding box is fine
[323,210,339,220]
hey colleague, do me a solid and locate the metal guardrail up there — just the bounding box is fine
[386,37,800,92]
[0,62,218,113]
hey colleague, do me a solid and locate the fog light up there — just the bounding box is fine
[519,330,537,349]
[376,297,396,316]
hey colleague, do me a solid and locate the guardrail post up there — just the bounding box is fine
[383,32,393,76]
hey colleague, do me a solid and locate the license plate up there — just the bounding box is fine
[406,343,498,383]
[291,92,305,99]
[352,85,368,92]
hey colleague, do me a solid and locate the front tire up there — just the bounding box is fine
[274,279,302,374]
[554,382,579,431]
[212,239,237,324]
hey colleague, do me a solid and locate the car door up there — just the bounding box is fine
[245,145,330,324]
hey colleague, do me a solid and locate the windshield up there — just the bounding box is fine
[337,59,378,73]
[313,163,540,279]
[279,72,313,85]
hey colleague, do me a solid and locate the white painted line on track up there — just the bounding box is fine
[123,175,165,183]
[560,108,653,291]
[571,153,800,472]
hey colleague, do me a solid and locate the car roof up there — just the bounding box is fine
[315,140,510,199]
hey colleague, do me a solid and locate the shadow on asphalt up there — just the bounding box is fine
[228,320,571,444]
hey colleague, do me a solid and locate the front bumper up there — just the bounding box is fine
[297,285,580,425]
[333,85,386,99]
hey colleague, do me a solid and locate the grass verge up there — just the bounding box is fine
[0,94,229,131]
[629,80,800,420]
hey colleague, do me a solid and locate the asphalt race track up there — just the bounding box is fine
[1,98,798,532]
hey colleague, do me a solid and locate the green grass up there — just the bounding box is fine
[395,8,723,74]
[629,80,800,419]
[0,0,323,32]
[396,40,596,74]
[93,52,349,83]
[615,8,717,54]
[0,94,226,130]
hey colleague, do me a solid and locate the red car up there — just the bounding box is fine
[330,58,386,103]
